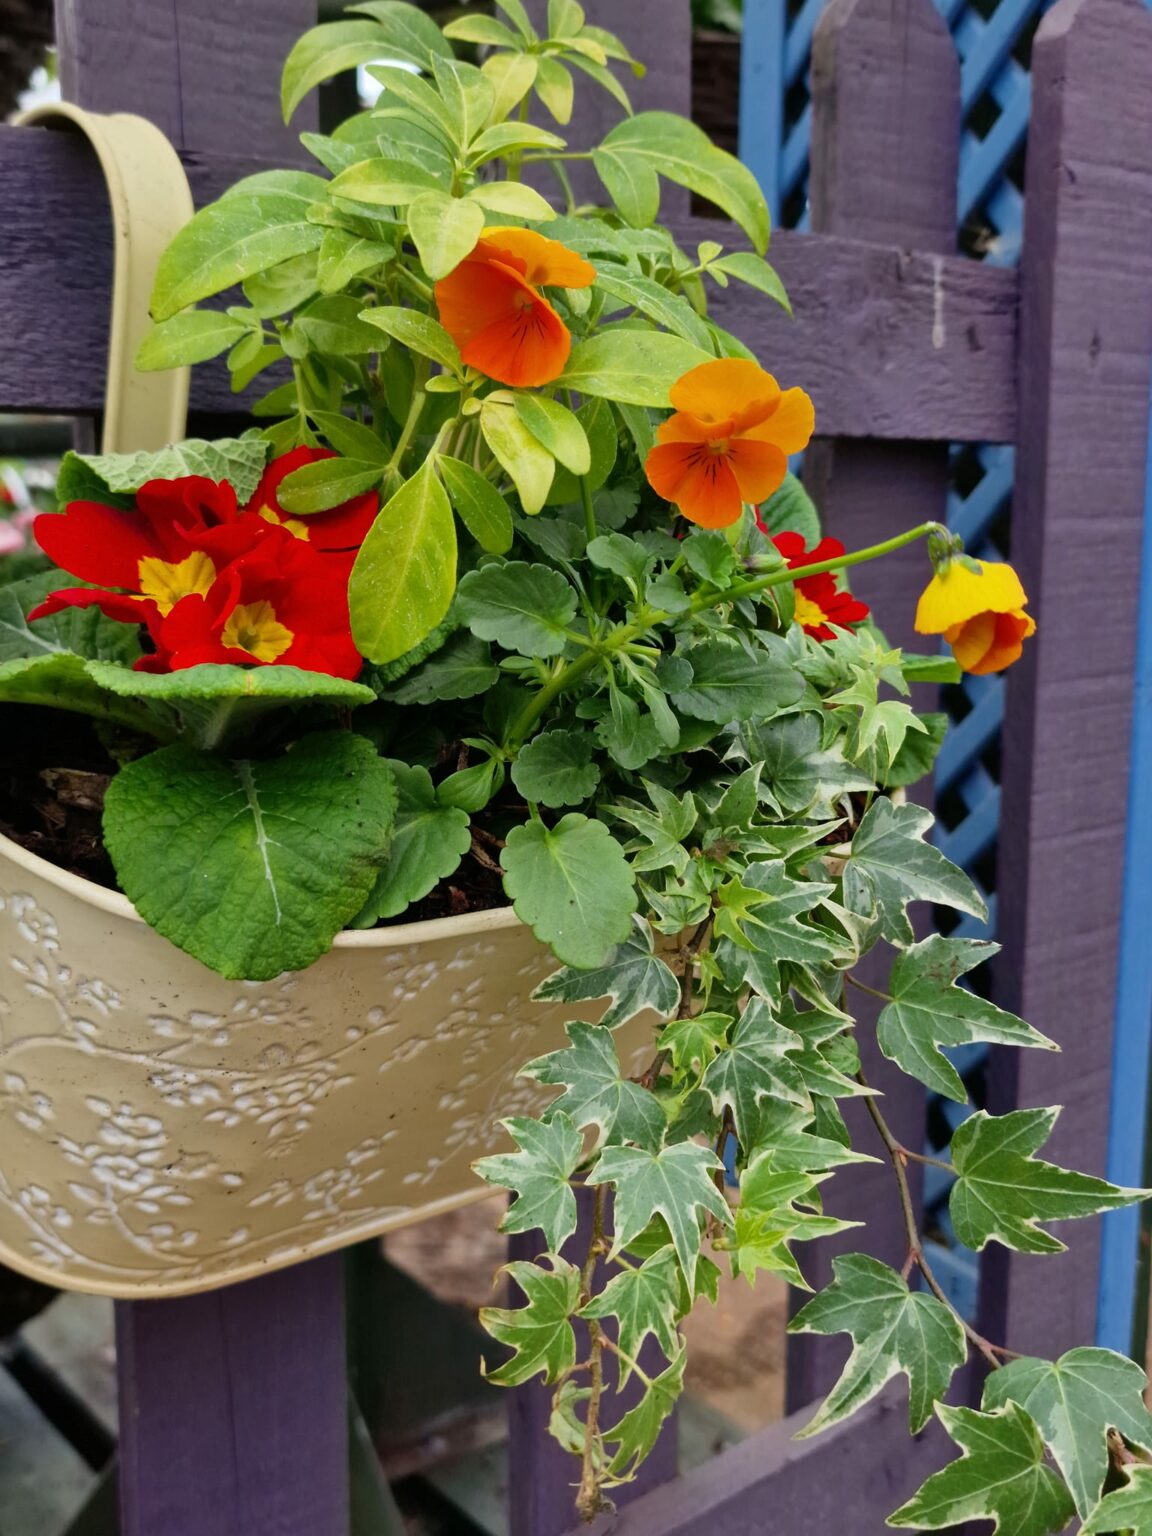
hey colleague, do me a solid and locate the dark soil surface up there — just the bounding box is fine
[0,706,117,887]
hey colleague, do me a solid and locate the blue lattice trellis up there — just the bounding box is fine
[736,0,1051,1316]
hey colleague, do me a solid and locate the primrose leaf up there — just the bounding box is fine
[0,654,170,737]
[151,173,328,318]
[732,1161,854,1288]
[524,1022,665,1151]
[580,1249,682,1387]
[473,1113,583,1253]
[589,1141,730,1289]
[501,814,636,969]
[102,734,396,980]
[604,1351,686,1479]
[594,113,770,253]
[888,1403,1076,1535]
[384,631,499,705]
[351,760,471,924]
[74,437,270,504]
[672,638,805,723]
[512,728,600,808]
[1082,1465,1152,1534]
[0,572,141,666]
[480,1257,581,1387]
[349,460,458,664]
[843,797,987,947]
[790,1255,966,1435]
[456,561,578,658]
[983,1348,1152,1518]
[950,1108,1149,1254]
[533,923,680,1028]
[878,936,1056,1101]
[701,1003,808,1142]
[87,661,375,708]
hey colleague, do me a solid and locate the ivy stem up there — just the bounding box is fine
[576,1185,609,1523]
[858,1073,1018,1370]
[599,1333,655,1389]
[845,972,892,1004]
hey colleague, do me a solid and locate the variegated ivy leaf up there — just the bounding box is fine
[714,860,843,1003]
[701,1000,809,1142]
[1081,1464,1152,1534]
[580,1248,683,1386]
[888,1403,1076,1535]
[778,1000,875,1103]
[658,1010,731,1077]
[749,1100,879,1176]
[533,922,680,1029]
[950,1107,1149,1254]
[607,784,698,876]
[983,1348,1152,1518]
[604,1351,686,1481]
[843,797,987,947]
[878,936,1057,1102]
[737,712,874,818]
[732,1161,854,1288]
[829,664,924,770]
[473,1113,582,1252]
[480,1257,581,1388]
[789,1255,966,1435]
[590,1142,730,1290]
[522,1022,665,1151]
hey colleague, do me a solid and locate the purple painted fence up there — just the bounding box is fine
[2,0,1151,1529]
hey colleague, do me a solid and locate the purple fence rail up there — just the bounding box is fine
[2,0,1151,1530]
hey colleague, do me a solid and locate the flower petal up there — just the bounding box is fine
[669,359,780,427]
[725,437,788,505]
[478,227,596,289]
[915,559,1029,634]
[33,504,164,589]
[436,257,572,387]
[743,386,816,454]
[645,442,743,527]
[950,608,1035,674]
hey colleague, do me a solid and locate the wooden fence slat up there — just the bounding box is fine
[982,0,1152,1359]
[54,0,316,160]
[506,1187,678,1536]
[0,125,1019,438]
[785,0,960,1415]
[115,1257,349,1536]
[566,1387,949,1536]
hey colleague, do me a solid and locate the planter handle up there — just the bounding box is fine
[15,104,193,453]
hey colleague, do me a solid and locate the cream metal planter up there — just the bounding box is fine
[0,832,650,1298]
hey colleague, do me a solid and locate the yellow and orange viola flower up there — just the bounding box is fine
[644,359,815,528]
[434,227,596,389]
[915,557,1035,674]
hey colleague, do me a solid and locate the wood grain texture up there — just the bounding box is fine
[55,0,316,159]
[785,0,960,1414]
[115,1257,348,1536]
[983,0,1152,1360]
[566,1387,951,1536]
[0,126,1018,437]
[506,1186,678,1536]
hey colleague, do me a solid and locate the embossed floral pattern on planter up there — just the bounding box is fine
[0,834,647,1298]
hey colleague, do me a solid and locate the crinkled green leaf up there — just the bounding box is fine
[950,1108,1149,1255]
[512,728,599,808]
[878,936,1056,1101]
[0,572,141,666]
[473,1113,583,1252]
[888,1403,1076,1535]
[790,1254,966,1435]
[501,814,636,969]
[75,438,270,504]
[480,1257,581,1387]
[984,1348,1152,1518]
[102,734,396,980]
[351,760,471,924]
[383,630,498,705]
[0,654,172,738]
[456,560,578,658]
[534,923,680,1028]
[524,1022,665,1150]
[589,1141,730,1289]
[843,797,986,947]
[87,660,375,708]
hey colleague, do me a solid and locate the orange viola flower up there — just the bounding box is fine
[915,557,1035,675]
[434,227,595,389]
[644,359,815,528]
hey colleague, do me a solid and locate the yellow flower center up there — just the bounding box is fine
[221,601,294,663]
[137,551,217,615]
[793,592,829,630]
[257,504,311,541]
[706,439,729,457]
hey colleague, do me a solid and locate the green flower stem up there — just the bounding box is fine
[385,361,432,478]
[506,521,946,749]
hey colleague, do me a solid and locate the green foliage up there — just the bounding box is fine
[843,797,986,946]
[949,1108,1148,1254]
[501,814,636,968]
[524,1022,665,1150]
[1082,1465,1152,1534]
[102,734,396,979]
[473,1115,583,1253]
[790,1255,967,1434]
[590,1142,730,1289]
[480,1258,582,1387]
[888,1404,1077,1535]
[351,761,471,924]
[70,439,270,503]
